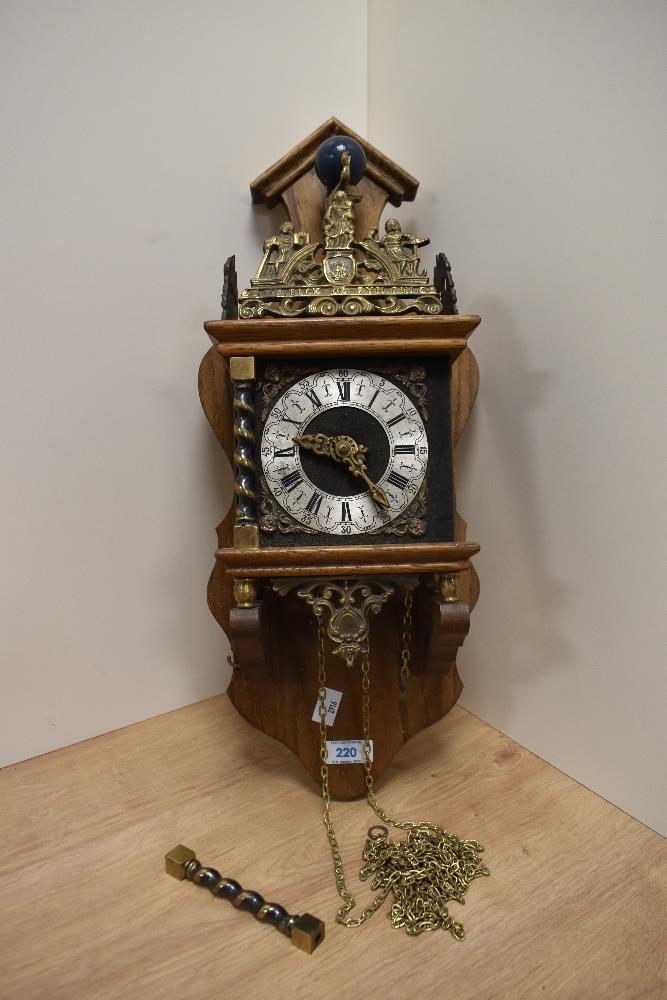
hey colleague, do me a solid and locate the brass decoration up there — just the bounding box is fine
[240,154,441,319]
[259,365,319,421]
[294,433,390,508]
[229,355,255,380]
[296,579,394,669]
[253,223,311,283]
[272,574,418,599]
[368,482,427,538]
[439,572,460,603]
[234,578,258,608]
[259,476,317,535]
[233,524,259,549]
[376,365,428,421]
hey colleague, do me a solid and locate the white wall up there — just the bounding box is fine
[0,0,367,766]
[369,0,666,833]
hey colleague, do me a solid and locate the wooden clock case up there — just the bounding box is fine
[199,119,480,799]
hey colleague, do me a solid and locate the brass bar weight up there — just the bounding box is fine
[165,845,325,954]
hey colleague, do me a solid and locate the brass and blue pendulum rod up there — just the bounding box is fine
[165,845,325,954]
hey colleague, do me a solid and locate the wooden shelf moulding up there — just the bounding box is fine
[218,542,479,579]
[205,314,480,360]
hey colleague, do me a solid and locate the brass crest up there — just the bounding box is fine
[239,152,442,319]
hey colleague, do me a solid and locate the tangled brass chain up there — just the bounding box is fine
[316,591,489,938]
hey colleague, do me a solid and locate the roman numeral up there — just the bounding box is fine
[387,471,409,489]
[282,416,301,427]
[341,500,352,521]
[336,380,351,401]
[369,389,380,408]
[274,446,295,458]
[305,491,323,514]
[386,413,406,428]
[304,389,322,408]
[281,470,303,493]
[393,444,416,455]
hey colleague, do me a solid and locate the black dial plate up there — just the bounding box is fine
[298,407,390,499]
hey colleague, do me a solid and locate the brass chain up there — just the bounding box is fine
[400,589,413,694]
[316,613,391,927]
[316,590,489,937]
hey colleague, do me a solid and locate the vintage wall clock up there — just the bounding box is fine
[199,118,482,807]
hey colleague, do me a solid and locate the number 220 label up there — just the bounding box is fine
[325,739,374,764]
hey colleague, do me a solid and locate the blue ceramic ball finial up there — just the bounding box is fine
[315,135,366,189]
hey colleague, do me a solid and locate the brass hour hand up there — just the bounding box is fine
[294,433,390,508]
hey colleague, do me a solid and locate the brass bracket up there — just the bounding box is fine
[297,579,393,668]
[273,577,417,669]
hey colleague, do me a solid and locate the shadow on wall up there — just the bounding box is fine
[196,385,235,686]
[170,208,282,698]
[457,296,571,718]
[157,334,235,697]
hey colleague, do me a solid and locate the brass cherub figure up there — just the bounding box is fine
[379,218,429,278]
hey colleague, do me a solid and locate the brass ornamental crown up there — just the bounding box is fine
[239,137,442,319]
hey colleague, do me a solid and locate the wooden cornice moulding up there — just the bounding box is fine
[213,338,469,359]
[206,315,481,360]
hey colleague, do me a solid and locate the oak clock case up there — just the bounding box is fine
[199,119,481,802]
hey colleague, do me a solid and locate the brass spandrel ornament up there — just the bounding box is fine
[239,149,442,318]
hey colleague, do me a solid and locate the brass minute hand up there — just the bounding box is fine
[294,433,390,508]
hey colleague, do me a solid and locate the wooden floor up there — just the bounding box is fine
[0,695,664,1000]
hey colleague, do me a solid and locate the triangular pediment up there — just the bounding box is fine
[250,117,419,208]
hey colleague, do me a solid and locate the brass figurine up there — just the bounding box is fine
[253,222,309,284]
[377,218,429,277]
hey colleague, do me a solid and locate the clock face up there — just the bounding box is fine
[260,368,428,536]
